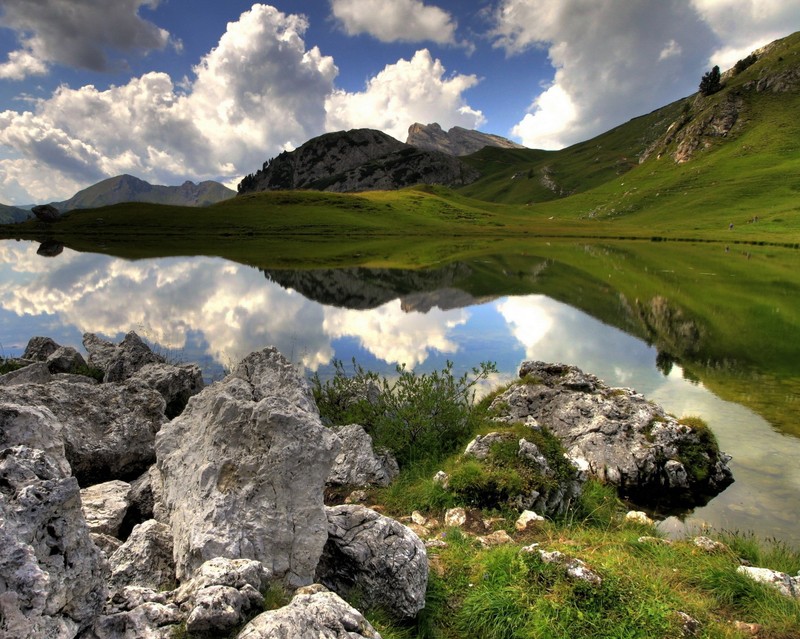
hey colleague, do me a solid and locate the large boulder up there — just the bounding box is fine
[489,361,733,509]
[173,558,271,637]
[0,446,106,638]
[327,424,399,488]
[316,505,428,619]
[237,584,381,639]
[155,347,340,586]
[83,331,165,383]
[46,346,88,375]
[22,336,60,361]
[0,378,167,485]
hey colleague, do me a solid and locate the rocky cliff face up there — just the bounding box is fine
[406,122,525,156]
[238,128,480,194]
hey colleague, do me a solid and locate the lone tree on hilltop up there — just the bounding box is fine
[699,65,722,96]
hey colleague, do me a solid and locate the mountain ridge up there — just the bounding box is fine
[406,122,525,156]
[51,174,236,212]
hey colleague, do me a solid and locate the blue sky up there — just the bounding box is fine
[0,0,797,204]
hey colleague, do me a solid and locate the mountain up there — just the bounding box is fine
[457,31,800,215]
[0,203,33,224]
[51,174,235,212]
[406,122,526,156]
[237,129,480,194]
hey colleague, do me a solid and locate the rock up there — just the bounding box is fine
[463,431,511,459]
[107,520,175,592]
[478,530,514,547]
[0,401,71,476]
[344,489,369,504]
[526,547,603,586]
[89,600,181,639]
[677,611,701,636]
[625,510,655,526]
[0,378,167,485]
[237,585,381,639]
[489,361,733,508]
[130,362,204,419]
[23,336,61,361]
[737,565,799,599]
[0,446,106,637]
[175,557,271,601]
[155,347,339,586]
[432,470,449,487]
[91,532,124,558]
[638,536,672,546]
[0,361,52,386]
[515,510,545,531]
[186,585,263,636]
[46,346,87,374]
[316,505,428,619]
[31,204,61,223]
[443,507,488,533]
[81,480,132,537]
[732,620,762,635]
[83,331,165,383]
[693,536,727,553]
[327,424,399,487]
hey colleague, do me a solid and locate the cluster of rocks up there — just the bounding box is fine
[488,361,734,510]
[1,333,426,638]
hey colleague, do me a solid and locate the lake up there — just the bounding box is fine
[1,238,798,545]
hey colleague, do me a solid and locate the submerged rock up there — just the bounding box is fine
[155,347,339,586]
[489,361,733,510]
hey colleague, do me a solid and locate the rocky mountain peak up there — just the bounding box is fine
[406,122,525,156]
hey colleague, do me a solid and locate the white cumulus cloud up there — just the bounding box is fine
[690,0,800,68]
[0,5,338,202]
[326,49,484,142]
[330,0,458,44]
[0,0,171,79]
[494,0,718,150]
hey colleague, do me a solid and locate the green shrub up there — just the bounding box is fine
[312,359,497,466]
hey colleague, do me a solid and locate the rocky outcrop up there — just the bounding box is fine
[238,128,480,194]
[327,424,399,488]
[0,446,106,638]
[83,331,165,383]
[0,378,167,485]
[316,505,428,619]
[459,431,586,517]
[406,122,525,156]
[155,347,340,586]
[237,584,382,639]
[489,361,733,509]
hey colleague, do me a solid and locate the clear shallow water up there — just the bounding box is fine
[1,240,798,545]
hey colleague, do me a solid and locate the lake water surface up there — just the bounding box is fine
[1,239,798,545]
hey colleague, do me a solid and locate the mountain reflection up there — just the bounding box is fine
[2,240,800,545]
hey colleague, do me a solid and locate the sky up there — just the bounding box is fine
[0,0,797,205]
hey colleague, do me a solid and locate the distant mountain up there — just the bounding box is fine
[237,129,480,194]
[0,203,32,224]
[51,174,235,212]
[406,122,526,156]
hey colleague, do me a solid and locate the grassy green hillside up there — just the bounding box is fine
[2,33,799,248]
